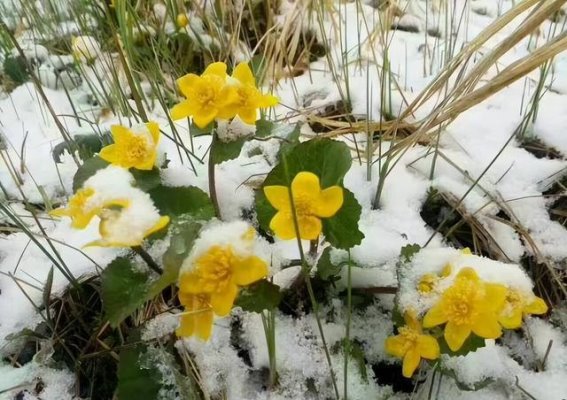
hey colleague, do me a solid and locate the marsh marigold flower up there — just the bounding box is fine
[170,62,238,128]
[178,245,268,317]
[498,288,548,329]
[264,171,343,240]
[99,122,160,170]
[177,292,214,340]
[385,310,440,378]
[176,13,189,28]
[423,268,507,351]
[417,264,452,294]
[50,187,98,229]
[218,62,278,125]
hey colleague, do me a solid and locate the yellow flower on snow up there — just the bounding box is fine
[264,171,343,240]
[99,121,160,170]
[50,187,98,229]
[178,245,268,316]
[85,204,170,248]
[177,292,214,340]
[498,289,548,329]
[217,62,278,125]
[417,264,452,294]
[385,310,440,378]
[423,268,507,352]
[170,62,238,128]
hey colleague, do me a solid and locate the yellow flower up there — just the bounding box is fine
[85,205,170,247]
[50,187,98,229]
[178,245,268,316]
[385,310,440,378]
[417,264,452,294]
[176,13,189,28]
[177,292,214,340]
[99,121,160,170]
[217,62,278,125]
[170,62,238,128]
[498,289,548,329]
[264,172,343,240]
[423,268,507,352]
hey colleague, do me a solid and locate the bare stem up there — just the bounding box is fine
[132,246,163,275]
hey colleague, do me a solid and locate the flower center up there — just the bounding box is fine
[70,188,94,210]
[195,246,235,292]
[445,281,479,325]
[398,326,419,352]
[292,192,315,216]
[125,135,149,163]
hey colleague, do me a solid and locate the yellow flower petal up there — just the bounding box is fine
[170,100,198,121]
[232,62,255,86]
[259,94,279,108]
[71,211,97,229]
[498,308,523,330]
[455,267,479,282]
[471,313,502,339]
[484,283,508,311]
[423,303,447,328]
[444,322,471,352]
[402,349,421,378]
[144,216,170,237]
[237,107,258,125]
[264,185,291,211]
[176,313,196,337]
[417,335,440,360]
[403,310,422,332]
[384,336,407,358]
[269,211,296,240]
[524,296,548,315]
[203,62,227,78]
[179,272,206,294]
[194,309,214,340]
[232,256,268,286]
[314,186,343,218]
[210,283,238,316]
[99,144,118,164]
[298,215,322,240]
[193,108,218,129]
[146,121,160,145]
[110,124,130,143]
[177,74,200,98]
[291,172,321,204]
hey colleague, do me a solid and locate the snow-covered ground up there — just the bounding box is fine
[1,0,567,399]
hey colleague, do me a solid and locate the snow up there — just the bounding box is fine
[1,0,567,399]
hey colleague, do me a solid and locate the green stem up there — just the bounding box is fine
[344,251,352,400]
[132,246,163,274]
[262,309,278,388]
[208,132,222,219]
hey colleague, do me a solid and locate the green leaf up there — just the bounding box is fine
[349,341,368,383]
[102,257,151,327]
[189,121,214,136]
[316,247,341,281]
[117,344,163,400]
[210,135,248,164]
[322,189,364,250]
[131,167,161,192]
[43,266,54,322]
[3,55,29,84]
[276,123,301,158]
[264,138,352,187]
[254,119,275,138]
[235,280,282,312]
[72,156,109,192]
[400,244,421,263]
[52,133,113,163]
[149,185,214,220]
[148,219,203,298]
